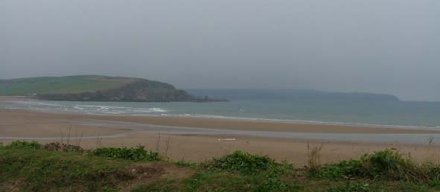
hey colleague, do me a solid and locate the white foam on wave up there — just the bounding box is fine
[74,105,131,111]
[130,107,168,113]
[72,105,168,114]
[149,107,168,113]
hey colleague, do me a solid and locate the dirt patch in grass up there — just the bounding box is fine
[121,162,195,192]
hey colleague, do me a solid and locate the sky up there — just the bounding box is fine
[1,0,439,101]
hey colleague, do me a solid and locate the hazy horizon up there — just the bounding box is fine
[1,0,439,101]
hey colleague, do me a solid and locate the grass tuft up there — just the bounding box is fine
[94,146,160,161]
[306,143,323,172]
[6,140,41,149]
[204,151,280,174]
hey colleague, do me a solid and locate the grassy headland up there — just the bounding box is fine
[1,141,440,192]
[0,76,134,95]
[0,75,222,102]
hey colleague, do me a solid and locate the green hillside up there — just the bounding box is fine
[0,75,197,102]
[0,75,135,96]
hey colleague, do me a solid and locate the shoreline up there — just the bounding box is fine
[2,108,440,165]
[2,108,440,134]
[1,96,440,130]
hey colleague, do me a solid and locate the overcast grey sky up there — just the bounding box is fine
[1,0,439,101]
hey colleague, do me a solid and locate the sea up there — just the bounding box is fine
[1,89,440,129]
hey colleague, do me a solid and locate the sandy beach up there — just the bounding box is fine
[2,108,440,165]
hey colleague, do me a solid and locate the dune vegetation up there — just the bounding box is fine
[1,141,440,192]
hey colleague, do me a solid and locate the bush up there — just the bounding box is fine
[312,149,424,181]
[312,159,363,179]
[7,140,41,149]
[205,151,280,174]
[361,149,412,178]
[93,146,160,161]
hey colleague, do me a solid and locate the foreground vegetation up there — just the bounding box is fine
[1,141,440,191]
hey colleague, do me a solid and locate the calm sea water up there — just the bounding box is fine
[2,89,440,128]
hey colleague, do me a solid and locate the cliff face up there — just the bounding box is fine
[36,79,195,102]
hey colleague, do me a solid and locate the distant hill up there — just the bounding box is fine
[0,75,219,102]
[188,89,400,102]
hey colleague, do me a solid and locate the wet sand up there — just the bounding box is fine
[1,109,440,165]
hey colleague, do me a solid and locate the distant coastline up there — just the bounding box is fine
[0,75,227,102]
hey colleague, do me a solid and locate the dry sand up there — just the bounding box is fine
[1,109,440,165]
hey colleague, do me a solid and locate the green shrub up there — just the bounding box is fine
[205,151,280,174]
[93,146,160,161]
[312,159,363,179]
[199,153,297,191]
[7,140,41,149]
[312,149,424,181]
[361,149,429,181]
[361,149,412,177]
